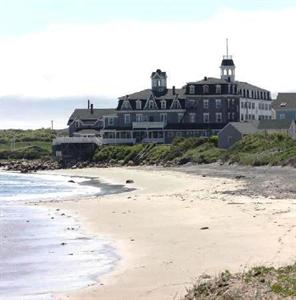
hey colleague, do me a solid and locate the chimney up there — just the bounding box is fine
[204,76,208,81]
[88,99,90,109]
[90,104,94,114]
[172,86,176,95]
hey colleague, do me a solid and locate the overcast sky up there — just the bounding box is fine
[1,0,296,129]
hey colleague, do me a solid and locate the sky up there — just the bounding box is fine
[1,0,296,129]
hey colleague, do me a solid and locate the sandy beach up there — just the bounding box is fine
[43,166,296,300]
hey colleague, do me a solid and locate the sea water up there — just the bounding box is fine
[0,171,119,300]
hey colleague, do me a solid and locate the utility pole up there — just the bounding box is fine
[51,120,54,131]
[11,135,16,151]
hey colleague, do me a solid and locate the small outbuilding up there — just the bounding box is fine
[218,120,296,149]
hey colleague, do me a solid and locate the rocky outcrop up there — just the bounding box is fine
[0,159,61,173]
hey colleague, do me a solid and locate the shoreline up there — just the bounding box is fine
[41,166,296,300]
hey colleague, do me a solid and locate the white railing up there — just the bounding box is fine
[142,138,165,144]
[53,137,102,146]
[132,122,165,129]
[102,138,136,145]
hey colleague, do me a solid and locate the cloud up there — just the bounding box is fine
[0,7,296,128]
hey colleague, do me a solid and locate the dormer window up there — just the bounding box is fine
[148,100,154,109]
[75,120,81,128]
[216,85,221,94]
[161,100,166,109]
[121,99,132,110]
[203,85,209,94]
[189,85,195,95]
[136,100,142,110]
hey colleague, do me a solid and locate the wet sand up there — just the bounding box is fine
[43,166,296,300]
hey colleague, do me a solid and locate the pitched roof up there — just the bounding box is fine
[119,88,186,101]
[68,108,116,123]
[186,77,270,93]
[226,119,293,135]
[272,93,296,110]
[187,77,229,85]
[257,119,293,130]
[228,122,259,135]
[236,81,269,92]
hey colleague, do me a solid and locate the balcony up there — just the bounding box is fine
[102,138,136,145]
[132,122,166,129]
[142,138,165,144]
[53,137,102,146]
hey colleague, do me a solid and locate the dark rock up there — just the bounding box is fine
[126,179,134,184]
[200,227,209,230]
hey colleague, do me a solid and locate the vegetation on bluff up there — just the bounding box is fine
[183,264,296,299]
[0,129,55,160]
[93,136,224,166]
[93,133,296,167]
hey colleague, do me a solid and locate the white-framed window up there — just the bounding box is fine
[216,99,222,109]
[189,113,196,123]
[136,114,143,122]
[216,85,221,94]
[241,114,244,121]
[203,113,209,123]
[189,85,195,94]
[279,113,286,120]
[124,114,131,124]
[232,112,235,120]
[216,113,222,123]
[160,100,166,109]
[148,100,154,109]
[203,85,209,94]
[177,113,183,123]
[203,99,209,109]
[136,100,142,110]
[160,113,167,123]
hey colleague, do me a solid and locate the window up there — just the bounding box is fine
[189,85,195,94]
[216,85,221,94]
[136,114,143,122]
[189,113,196,123]
[241,114,244,121]
[108,117,114,126]
[75,120,80,128]
[148,100,154,109]
[216,113,222,123]
[136,100,142,110]
[232,99,235,105]
[160,100,166,109]
[203,85,209,94]
[124,114,131,124]
[252,103,255,109]
[241,102,244,108]
[279,113,286,120]
[203,113,209,123]
[177,113,183,123]
[122,100,131,110]
[216,99,222,109]
[232,112,235,120]
[203,99,209,109]
[160,113,167,123]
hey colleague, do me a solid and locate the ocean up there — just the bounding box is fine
[0,171,120,300]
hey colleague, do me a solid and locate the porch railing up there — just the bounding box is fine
[132,122,166,129]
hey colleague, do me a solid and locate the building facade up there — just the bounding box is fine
[272,93,296,120]
[100,53,272,144]
[65,52,273,145]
